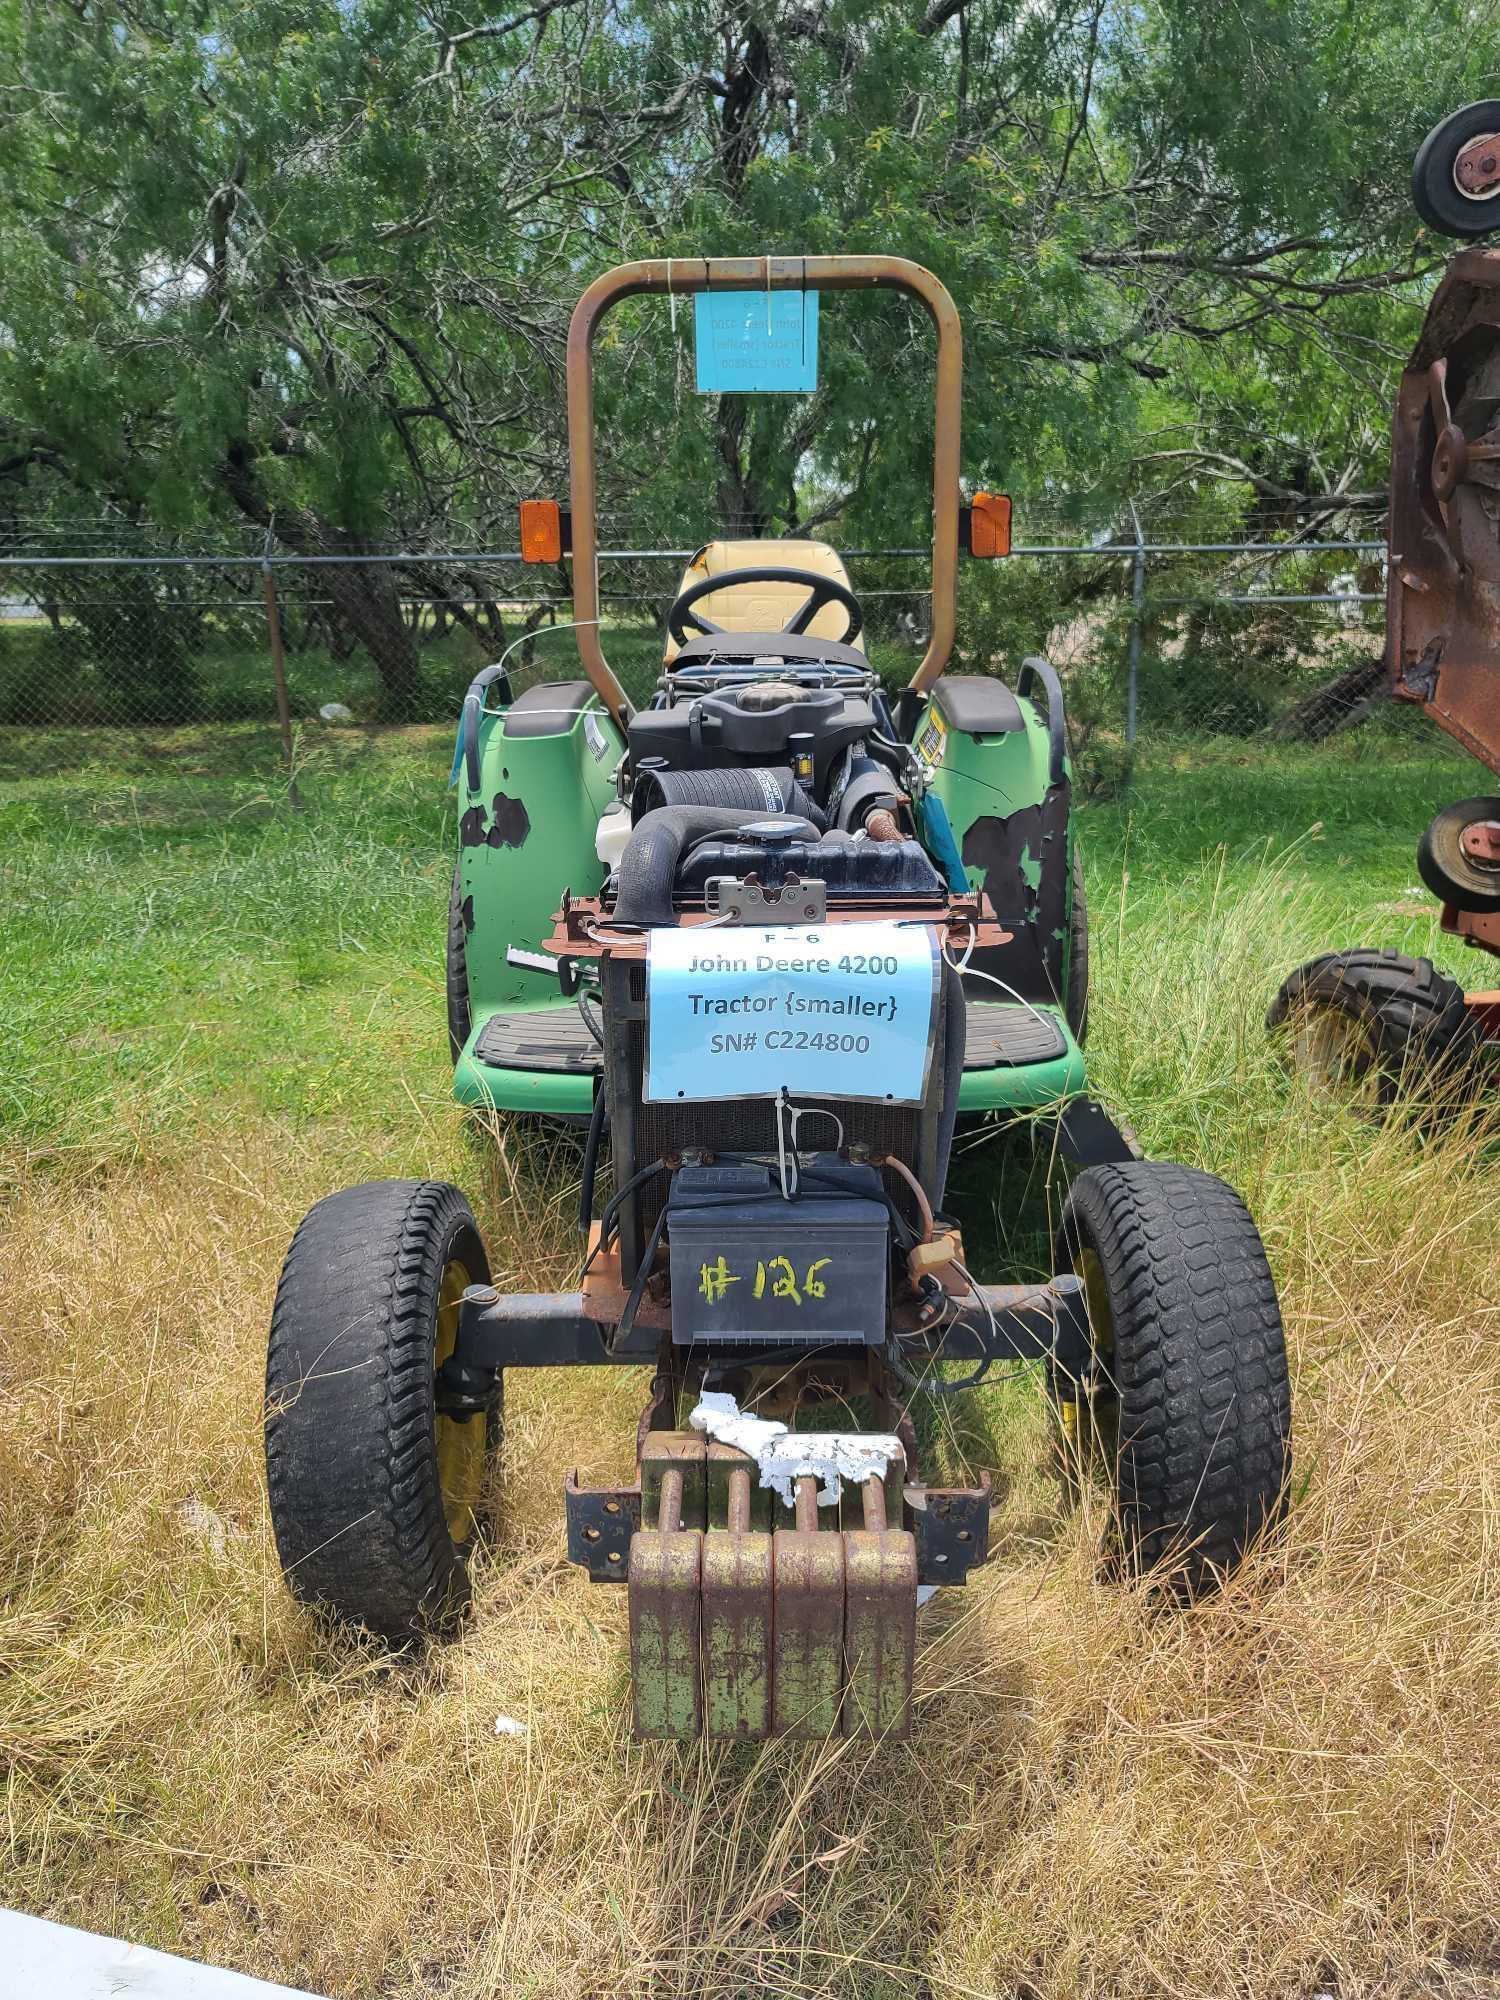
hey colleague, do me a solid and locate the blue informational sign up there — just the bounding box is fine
[645,921,938,1105]
[694,290,819,394]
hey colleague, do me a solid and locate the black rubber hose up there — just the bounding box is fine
[631,763,825,829]
[614,805,819,925]
[931,958,966,1208]
[577,1082,608,1236]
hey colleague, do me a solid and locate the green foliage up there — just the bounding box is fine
[2,0,1497,701]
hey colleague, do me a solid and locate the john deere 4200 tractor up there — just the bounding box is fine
[265,257,1291,1740]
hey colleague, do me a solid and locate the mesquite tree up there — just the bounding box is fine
[2,0,1496,710]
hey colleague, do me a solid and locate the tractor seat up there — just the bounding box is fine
[663,538,866,664]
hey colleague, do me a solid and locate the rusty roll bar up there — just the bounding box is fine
[566,255,963,726]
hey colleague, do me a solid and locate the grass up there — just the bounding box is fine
[3,704,1500,1998]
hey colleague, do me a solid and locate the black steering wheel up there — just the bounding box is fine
[667,564,863,648]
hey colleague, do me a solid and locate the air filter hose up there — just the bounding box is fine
[614,806,820,926]
[631,763,825,828]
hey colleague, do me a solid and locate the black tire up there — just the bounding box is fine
[446,861,472,1062]
[1267,948,1483,1104]
[265,1179,500,1642]
[1417,797,1500,914]
[1412,102,1500,240]
[1056,1161,1291,1599]
[1066,842,1088,1044]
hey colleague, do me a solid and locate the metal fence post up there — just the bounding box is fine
[1126,502,1145,748]
[260,558,302,808]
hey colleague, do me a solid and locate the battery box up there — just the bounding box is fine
[666,1158,890,1346]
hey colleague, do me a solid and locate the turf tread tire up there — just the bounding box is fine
[265,1178,493,1642]
[1267,947,1482,1101]
[1062,1161,1291,1598]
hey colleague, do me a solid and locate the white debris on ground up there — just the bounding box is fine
[176,1496,233,1557]
[492,1715,528,1738]
[317,701,355,724]
[688,1392,904,1508]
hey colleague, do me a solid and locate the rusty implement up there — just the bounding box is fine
[595,1434,942,1741]
[1387,248,1500,771]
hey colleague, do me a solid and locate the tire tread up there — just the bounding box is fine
[1063,1161,1292,1595]
[265,1178,490,1640]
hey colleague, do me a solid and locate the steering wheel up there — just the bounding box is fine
[667,564,863,648]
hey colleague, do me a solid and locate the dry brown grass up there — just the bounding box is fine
[4,862,1500,1999]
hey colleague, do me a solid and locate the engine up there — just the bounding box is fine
[581,657,968,1304]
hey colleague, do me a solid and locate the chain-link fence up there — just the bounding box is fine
[0,532,1390,772]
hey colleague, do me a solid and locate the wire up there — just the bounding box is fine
[614,1200,670,1351]
[478,617,601,700]
[576,986,604,1047]
[943,946,1060,1044]
[577,1083,608,1236]
[886,1263,1007,1397]
[579,1158,669,1280]
[947,913,977,972]
[773,1089,799,1199]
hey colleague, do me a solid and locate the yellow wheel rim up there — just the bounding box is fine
[1059,1245,1118,1477]
[1288,1004,1378,1102]
[434,1257,486,1546]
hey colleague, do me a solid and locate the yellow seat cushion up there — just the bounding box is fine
[663,539,863,663]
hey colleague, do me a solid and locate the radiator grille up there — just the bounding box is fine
[610,960,932,1260]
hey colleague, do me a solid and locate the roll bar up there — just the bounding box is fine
[565,256,963,726]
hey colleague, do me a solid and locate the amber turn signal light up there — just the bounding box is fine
[519,498,564,564]
[967,491,1012,559]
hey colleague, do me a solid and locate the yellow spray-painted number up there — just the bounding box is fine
[698,1255,740,1304]
[700,1253,833,1308]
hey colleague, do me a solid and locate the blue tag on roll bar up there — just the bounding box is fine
[694,291,819,394]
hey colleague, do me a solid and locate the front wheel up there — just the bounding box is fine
[1055,1161,1291,1599]
[265,1179,500,1641]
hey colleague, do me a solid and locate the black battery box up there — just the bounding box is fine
[665,1158,889,1346]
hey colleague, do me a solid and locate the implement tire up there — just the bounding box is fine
[1058,1161,1291,1599]
[265,1178,499,1642]
[1267,948,1482,1105]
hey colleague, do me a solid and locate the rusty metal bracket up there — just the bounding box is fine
[907,1477,991,1586]
[564,1472,640,1580]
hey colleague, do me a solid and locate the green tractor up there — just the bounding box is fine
[265,257,1292,1740]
